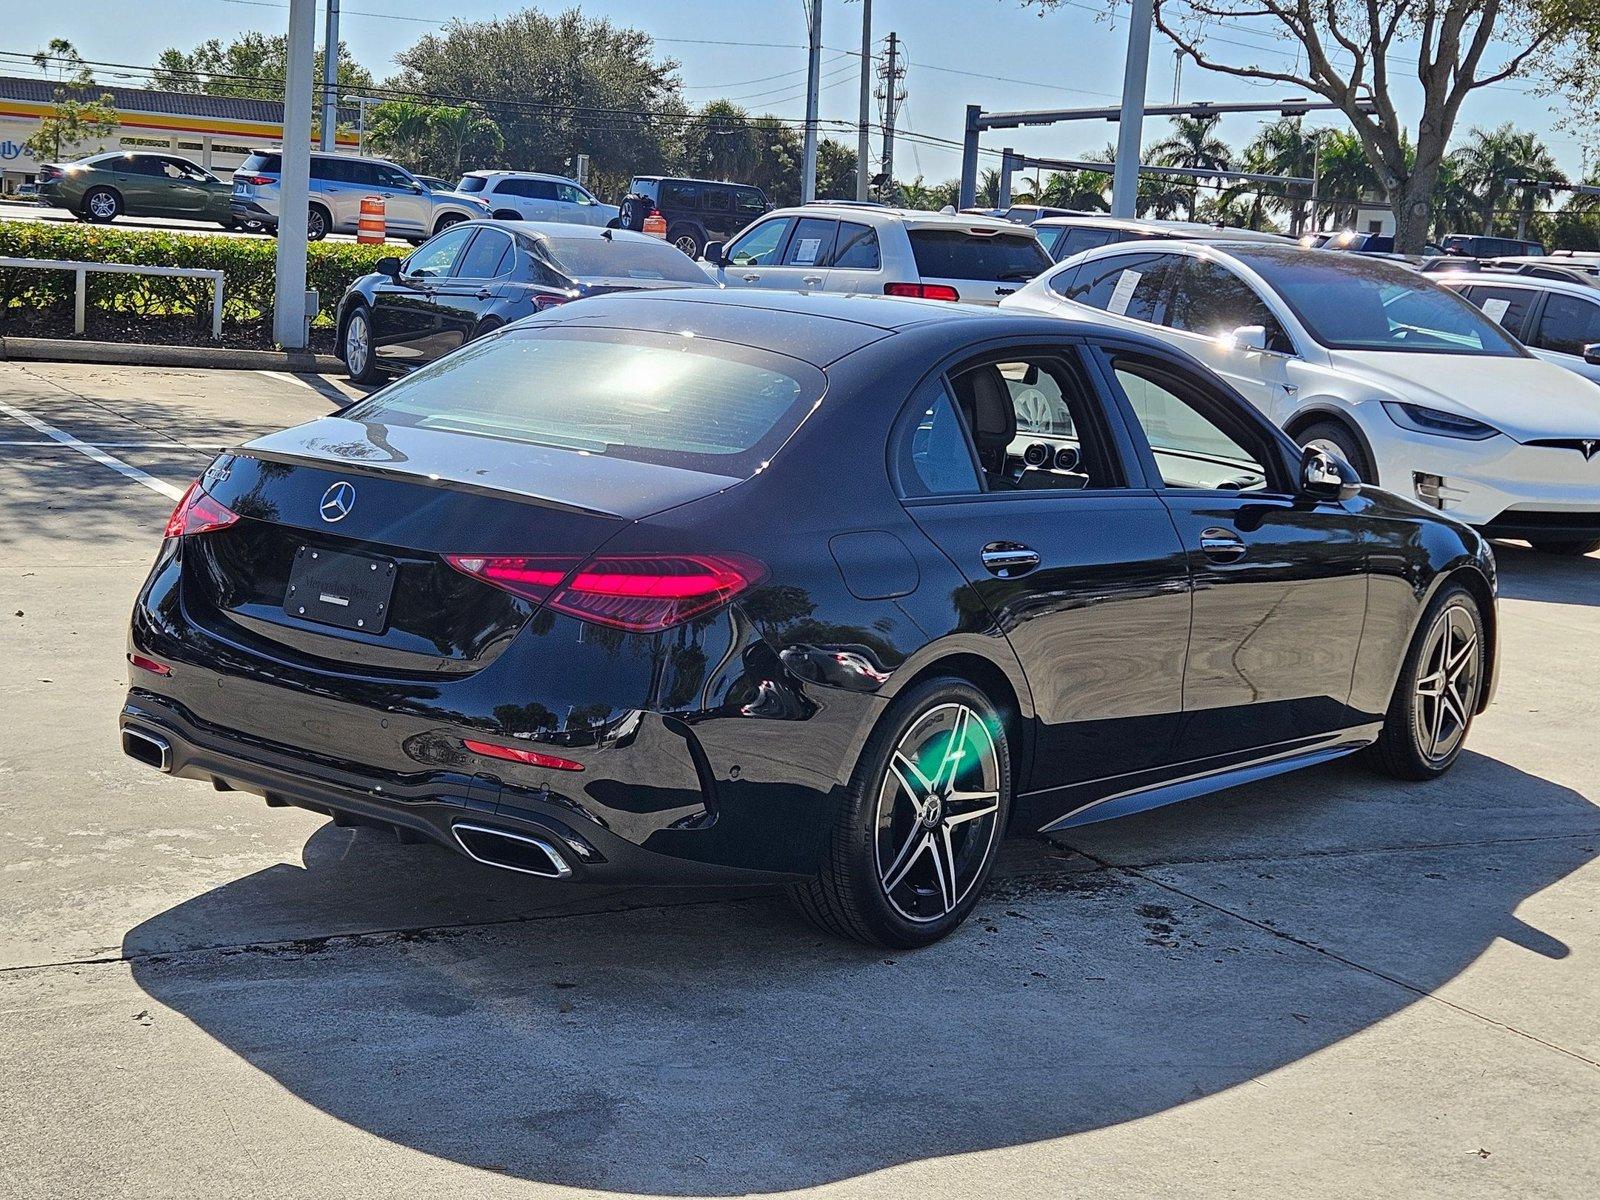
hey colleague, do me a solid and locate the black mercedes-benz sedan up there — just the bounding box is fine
[333,219,713,383]
[123,290,1498,947]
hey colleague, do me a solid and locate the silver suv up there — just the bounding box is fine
[230,149,491,243]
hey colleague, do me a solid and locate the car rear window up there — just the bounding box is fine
[456,175,488,192]
[909,229,1052,282]
[239,152,281,175]
[541,237,709,283]
[340,327,824,478]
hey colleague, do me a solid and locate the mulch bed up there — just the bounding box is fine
[0,305,338,354]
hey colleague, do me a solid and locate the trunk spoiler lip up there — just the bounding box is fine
[232,444,743,523]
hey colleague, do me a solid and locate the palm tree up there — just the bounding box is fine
[1148,114,1231,220]
[1310,130,1380,231]
[367,100,436,169]
[1233,118,1318,234]
[1036,169,1109,211]
[977,168,1001,207]
[1449,124,1565,236]
[430,104,502,176]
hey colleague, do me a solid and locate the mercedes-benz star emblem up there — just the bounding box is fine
[319,481,356,523]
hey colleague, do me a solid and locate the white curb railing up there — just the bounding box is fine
[0,257,226,340]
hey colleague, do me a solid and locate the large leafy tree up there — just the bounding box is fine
[1148,114,1230,220]
[387,8,682,185]
[1023,1,1585,252]
[1448,123,1564,235]
[153,32,374,101]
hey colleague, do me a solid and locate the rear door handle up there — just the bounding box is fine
[981,541,1040,577]
[741,273,761,282]
[474,287,494,299]
[1199,527,1247,563]
[801,275,824,286]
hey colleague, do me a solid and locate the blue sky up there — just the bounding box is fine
[4,0,1582,182]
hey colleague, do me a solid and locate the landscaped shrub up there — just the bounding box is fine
[0,224,390,331]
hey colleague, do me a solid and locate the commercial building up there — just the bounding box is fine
[0,74,357,194]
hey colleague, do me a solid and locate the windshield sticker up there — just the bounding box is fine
[1108,269,1142,316]
[1481,297,1511,324]
[793,237,822,265]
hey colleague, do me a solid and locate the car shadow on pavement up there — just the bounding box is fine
[1489,540,1600,606]
[122,751,1597,1194]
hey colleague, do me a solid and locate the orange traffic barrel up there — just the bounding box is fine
[642,209,667,239]
[357,195,386,244]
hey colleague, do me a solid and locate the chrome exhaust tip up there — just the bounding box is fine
[122,727,172,773]
[451,822,573,879]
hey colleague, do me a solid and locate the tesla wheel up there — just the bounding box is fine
[306,205,330,241]
[669,227,702,258]
[341,306,381,384]
[1529,537,1600,557]
[82,188,121,223]
[1367,584,1485,780]
[790,677,1011,948]
[1297,419,1373,483]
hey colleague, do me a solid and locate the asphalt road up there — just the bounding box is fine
[1,361,1596,1198]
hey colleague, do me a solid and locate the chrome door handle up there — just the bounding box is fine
[981,541,1040,577]
[1199,527,1247,563]
[741,273,761,282]
[801,275,823,286]
[474,288,494,299]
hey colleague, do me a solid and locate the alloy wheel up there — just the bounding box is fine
[674,234,699,256]
[87,192,117,220]
[1411,602,1480,763]
[874,702,1001,923]
[344,312,369,376]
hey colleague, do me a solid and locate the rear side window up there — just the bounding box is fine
[456,229,515,280]
[908,230,1052,281]
[661,182,699,209]
[894,385,981,497]
[1463,285,1536,337]
[520,179,559,200]
[699,188,733,214]
[1534,294,1600,356]
[733,187,766,217]
[341,329,824,478]
[1049,226,1121,262]
[239,152,280,175]
[834,222,881,270]
[1066,252,1184,324]
[456,176,488,193]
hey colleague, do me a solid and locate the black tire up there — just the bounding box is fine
[340,305,382,385]
[1296,418,1374,483]
[81,187,121,223]
[789,676,1012,948]
[668,225,703,258]
[469,317,504,343]
[433,212,467,235]
[1529,537,1600,557]
[1365,583,1485,781]
[306,204,330,241]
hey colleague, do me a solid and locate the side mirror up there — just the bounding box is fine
[1583,342,1600,366]
[374,256,402,281]
[1300,444,1360,502]
[701,240,726,265]
[1228,324,1269,352]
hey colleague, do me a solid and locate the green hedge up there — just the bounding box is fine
[0,224,390,329]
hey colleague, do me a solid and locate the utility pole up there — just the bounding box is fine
[855,0,872,200]
[274,0,315,350]
[1309,130,1323,232]
[1111,0,1154,218]
[319,0,339,151]
[801,0,823,203]
[1172,47,1183,106]
[877,32,904,201]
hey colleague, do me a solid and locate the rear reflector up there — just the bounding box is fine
[463,738,584,772]
[163,481,240,539]
[128,653,172,677]
[884,282,961,302]
[445,552,764,632]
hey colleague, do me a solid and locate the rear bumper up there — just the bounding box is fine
[231,199,274,223]
[120,689,807,886]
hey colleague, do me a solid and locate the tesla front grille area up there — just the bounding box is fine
[124,290,1498,947]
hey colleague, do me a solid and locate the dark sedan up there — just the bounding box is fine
[122,290,1497,947]
[334,220,713,382]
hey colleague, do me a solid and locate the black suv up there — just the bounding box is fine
[1441,233,1547,259]
[621,176,769,257]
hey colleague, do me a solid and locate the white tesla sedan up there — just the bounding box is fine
[1001,242,1600,555]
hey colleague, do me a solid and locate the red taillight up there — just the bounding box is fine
[462,738,584,772]
[884,282,961,302]
[445,552,764,632]
[39,165,63,182]
[533,293,573,311]
[128,653,171,677]
[163,481,239,539]
[235,174,273,186]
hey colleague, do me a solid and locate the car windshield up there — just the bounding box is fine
[1234,249,1525,356]
[340,327,821,478]
[907,230,1053,281]
[542,237,709,284]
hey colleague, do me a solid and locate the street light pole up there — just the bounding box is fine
[319,0,340,152]
[801,0,823,203]
[273,0,315,350]
[856,0,872,201]
[1111,0,1155,218]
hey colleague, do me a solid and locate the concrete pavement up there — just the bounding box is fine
[1,361,1595,1198]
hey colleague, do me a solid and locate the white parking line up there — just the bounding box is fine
[0,440,226,450]
[255,370,358,407]
[0,400,186,501]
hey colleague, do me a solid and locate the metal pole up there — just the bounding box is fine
[1309,132,1321,232]
[882,33,902,200]
[274,0,315,350]
[958,102,981,210]
[998,149,1015,208]
[801,0,822,203]
[320,0,340,152]
[856,0,872,200]
[1111,0,1154,218]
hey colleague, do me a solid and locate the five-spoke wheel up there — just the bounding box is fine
[1369,583,1486,779]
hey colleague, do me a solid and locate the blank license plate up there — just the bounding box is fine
[285,546,397,633]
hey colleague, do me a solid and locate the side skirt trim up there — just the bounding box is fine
[1038,725,1381,833]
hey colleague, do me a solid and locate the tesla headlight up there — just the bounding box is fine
[1381,401,1500,441]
